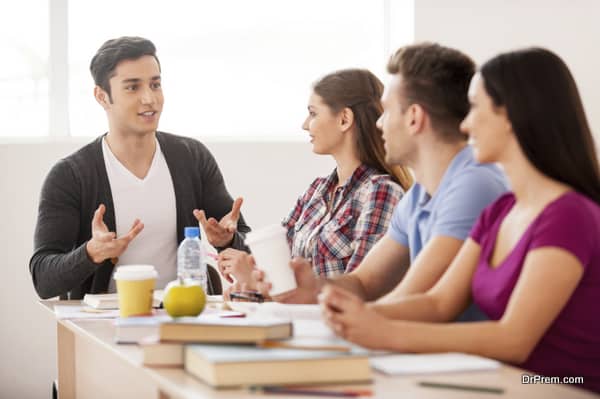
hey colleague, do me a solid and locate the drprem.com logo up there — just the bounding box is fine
[522,374,584,385]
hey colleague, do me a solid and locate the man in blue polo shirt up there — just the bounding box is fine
[253,43,507,320]
[390,148,504,260]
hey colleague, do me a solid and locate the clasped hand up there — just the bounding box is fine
[319,285,389,349]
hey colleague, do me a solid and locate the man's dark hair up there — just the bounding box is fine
[90,36,160,102]
[387,42,475,142]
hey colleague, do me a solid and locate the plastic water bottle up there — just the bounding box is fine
[177,227,208,293]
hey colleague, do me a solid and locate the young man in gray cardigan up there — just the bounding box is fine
[30,37,250,299]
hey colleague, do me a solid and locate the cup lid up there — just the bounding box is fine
[113,265,158,280]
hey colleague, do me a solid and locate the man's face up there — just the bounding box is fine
[377,74,413,165]
[102,55,163,137]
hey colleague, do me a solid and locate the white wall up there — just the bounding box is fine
[415,0,600,145]
[0,139,333,398]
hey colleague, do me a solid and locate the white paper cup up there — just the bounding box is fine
[245,225,296,295]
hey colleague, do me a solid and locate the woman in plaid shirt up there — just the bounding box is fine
[219,69,412,286]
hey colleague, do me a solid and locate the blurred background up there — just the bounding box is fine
[1,1,599,397]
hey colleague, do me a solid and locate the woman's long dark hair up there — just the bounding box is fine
[313,69,413,191]
[480,48,600,203]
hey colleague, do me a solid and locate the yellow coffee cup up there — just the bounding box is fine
[114,265,158,317]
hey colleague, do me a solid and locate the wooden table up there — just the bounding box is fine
[42,301,598,399]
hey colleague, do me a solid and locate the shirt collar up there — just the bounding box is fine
[317,164,374,198]
[420,145,475,212]
[343,164,372,190]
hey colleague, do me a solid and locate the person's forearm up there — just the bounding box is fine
[371,294,447,322]
[329,274,370,300]
[379,236,465,303]
[380,318,529,364]
[30,243,98,299]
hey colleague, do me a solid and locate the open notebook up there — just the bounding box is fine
[370,352,501,375]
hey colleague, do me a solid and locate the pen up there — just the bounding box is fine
[241,290,264,299]
[219,312,246,318]
[229,292,264,303]
[418,381,505,394]
[250,386,373,397]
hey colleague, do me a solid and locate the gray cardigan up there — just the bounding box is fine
[30,132,250,299]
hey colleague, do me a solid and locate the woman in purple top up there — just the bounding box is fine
[320,48,600,393]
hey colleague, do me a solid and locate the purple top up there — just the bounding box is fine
[470,192,600,393]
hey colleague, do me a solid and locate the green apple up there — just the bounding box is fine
[163,278,206,317]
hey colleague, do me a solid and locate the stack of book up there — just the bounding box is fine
[114,304,372,387]
[115,313,295,367]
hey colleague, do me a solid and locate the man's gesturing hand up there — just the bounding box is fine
[193,197,243,248]
[85,204,144,264]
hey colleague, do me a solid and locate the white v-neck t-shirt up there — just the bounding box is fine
[102,137,178,292]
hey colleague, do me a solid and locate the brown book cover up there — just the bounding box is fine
[159,316,292,343]
[184,343,371,387]
[139,336,184,367]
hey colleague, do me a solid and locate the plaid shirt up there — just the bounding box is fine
[282,165,403,277]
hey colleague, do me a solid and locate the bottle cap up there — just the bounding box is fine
[184,226,200,238]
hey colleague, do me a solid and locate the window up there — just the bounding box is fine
[0,0,49,138]
[1,0,414,139]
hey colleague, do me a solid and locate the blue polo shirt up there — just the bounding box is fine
[389,145,508,320]
[390,145,507,258]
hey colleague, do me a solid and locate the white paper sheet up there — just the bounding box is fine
[370,352,501,375]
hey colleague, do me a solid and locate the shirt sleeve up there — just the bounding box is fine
[469,211,488,245]
[29,160,99,299]
[387,186,413,247]
[529,196,597,269]
[345,180,403,272]
[282,194,306,248]
[431,168,507,241]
